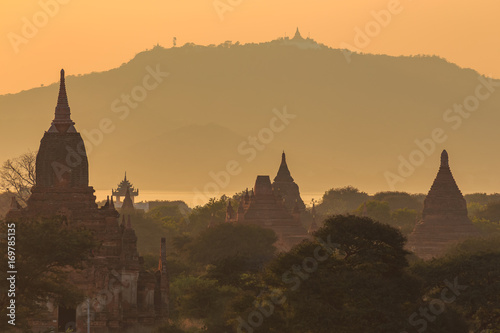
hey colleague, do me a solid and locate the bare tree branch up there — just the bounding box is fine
[0,151,37,204]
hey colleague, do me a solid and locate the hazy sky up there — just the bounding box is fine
[1,0,499,95]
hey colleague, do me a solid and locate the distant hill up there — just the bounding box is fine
[1,40,500,201]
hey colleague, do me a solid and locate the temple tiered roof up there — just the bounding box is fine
[226,175,307,250]
[113,172,139,202]
[272,152,305,212]
[407,150,480,259]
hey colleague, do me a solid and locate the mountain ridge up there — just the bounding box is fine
[1,42,499,198]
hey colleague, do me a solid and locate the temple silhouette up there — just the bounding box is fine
[7,70,168,332]
[407,150,481,259]
[272,151,306,212]
[225,152,308,250]
[113,173,139,204]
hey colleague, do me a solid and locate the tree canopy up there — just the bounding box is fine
[0,217,98,330]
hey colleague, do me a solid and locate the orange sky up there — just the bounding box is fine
[1,0,499,95]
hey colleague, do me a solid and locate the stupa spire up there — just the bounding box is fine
[407,149,480,259]
[424,149,464,217]
[49,69,75,133]
[274,151,294,182]
[293,27,303,39]
[441,150,449,168]
[121,185,135,212]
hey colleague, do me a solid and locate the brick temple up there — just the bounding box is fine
[407,150,481,260]
[7,70,168,332]
[226,172,307,250]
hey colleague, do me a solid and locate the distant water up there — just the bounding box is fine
[94,190,324,208]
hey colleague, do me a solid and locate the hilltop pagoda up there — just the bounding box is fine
[278,27,322,50]
[293,27,304,40]
[407,150,481,259]
[113,172,139,203]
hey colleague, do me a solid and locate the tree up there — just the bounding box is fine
[465,193,500,206]
[187,196,230,235]
[0,217,98,331]
[0,151,36,204]
[314,215,409,270]
[146,203,190,232]
[355,200,391,224]
[187,223,277,286]
[249,215,423,333]
[391,207,418,236]
[168,224,277,332]
[475,201,500,223]
[317,186,369,215]
[248,215,467,333]
[411,236,500,332]
[372,191,424,211]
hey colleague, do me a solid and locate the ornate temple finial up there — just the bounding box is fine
[58,69,69,108]
[124,171,127,182]
[49,69,75,133]
[441,150,449,168]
